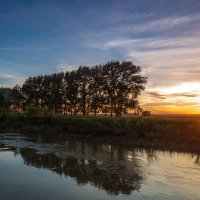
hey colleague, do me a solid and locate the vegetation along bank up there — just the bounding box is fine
[1,113,200,153]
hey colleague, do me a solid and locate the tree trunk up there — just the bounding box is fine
[94,106,97,116]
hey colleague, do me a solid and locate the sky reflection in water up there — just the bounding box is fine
[0,133,200,200]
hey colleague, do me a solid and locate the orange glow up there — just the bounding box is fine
[142,106,200,114]
[140,82,200,114]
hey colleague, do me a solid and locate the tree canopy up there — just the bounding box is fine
[0,61,147,116]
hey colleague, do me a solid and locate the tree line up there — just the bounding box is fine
[0,61,147,117]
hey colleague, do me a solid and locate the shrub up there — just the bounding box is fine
[42,106,53,123]
[142,110,151,117]
[25,104,37,118]
[134,118,156,138]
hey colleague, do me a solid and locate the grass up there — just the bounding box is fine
[1,112,200,152]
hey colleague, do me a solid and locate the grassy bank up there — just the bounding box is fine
[1,113,200,152]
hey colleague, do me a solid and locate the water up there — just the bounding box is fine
[0,133,200,200]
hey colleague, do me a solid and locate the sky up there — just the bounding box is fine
[0,0,200,114]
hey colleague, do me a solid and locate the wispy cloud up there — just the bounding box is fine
[118,14,200,33]
[56,64,78,72]
[0,72,15,79]
[85,14,200,49]
[129,46,200,88]
[140,82,200,113]
[103,36,199,50]
[146,92,199,100]
[92,31,200,89]
[0,72,25,87]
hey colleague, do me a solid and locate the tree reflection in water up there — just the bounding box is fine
[18,141,146,195]
[1,133,200,196]
[194,154,200,166]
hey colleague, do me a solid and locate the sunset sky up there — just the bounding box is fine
[0,0,200,114]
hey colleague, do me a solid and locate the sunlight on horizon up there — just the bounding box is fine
[141,82,200,114]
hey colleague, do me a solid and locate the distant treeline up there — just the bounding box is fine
[0,61,147,117]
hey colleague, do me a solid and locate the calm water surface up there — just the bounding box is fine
[0,133,200,200]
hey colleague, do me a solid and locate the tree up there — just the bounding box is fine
[102,61,147,117]
[0,60,147,117]
[76,66,93,116]
[22,77,35,108]
[0,87,13,110]
[11,85,24,112]
[64,71,79,115]
[0,92,8,109]
[89,65,105,115]
[50,73,64,114]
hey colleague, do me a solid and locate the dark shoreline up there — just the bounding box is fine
[52,133,200,154]
[1,130,200,154]
[1,114,200,154]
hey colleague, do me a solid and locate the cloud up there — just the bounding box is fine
[56,64,78,72]
[103,36,199,50]
[95,33,200,88]
[0,72,15,79]
[118,14,200,33]
[0,72,25,87]
[123,36,200,88]
[81,13,200,114]
[84,14,200,92]
[105,11,155,25]
[140,82,200,113]
[85,13,200,49]
[141,93,200,108]
[142,102,198,107]
[145,92,199,100]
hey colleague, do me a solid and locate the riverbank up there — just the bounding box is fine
[1,113,200,153]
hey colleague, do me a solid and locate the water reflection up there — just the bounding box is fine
[1,133,200,199]
[0,144,13,152]
[194,155,200,166]
[18,144,144,195]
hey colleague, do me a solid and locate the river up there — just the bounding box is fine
[0,133,200,200]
